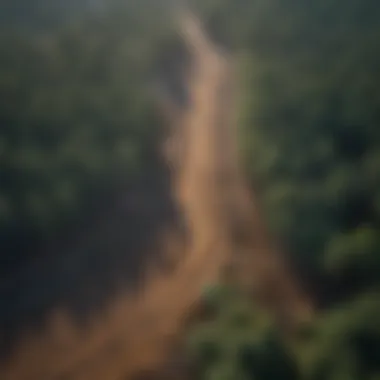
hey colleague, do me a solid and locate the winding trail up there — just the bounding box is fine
[0,11,312,380]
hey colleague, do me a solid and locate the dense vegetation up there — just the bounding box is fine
[0,0,180,276]
[0,0,379,378]
[188,0,380,379]
[189,285,380,380]
[194,0,380,280]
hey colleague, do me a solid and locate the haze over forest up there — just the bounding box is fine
[0,0,379,379]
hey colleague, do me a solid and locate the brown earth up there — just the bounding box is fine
[0,12,312,380]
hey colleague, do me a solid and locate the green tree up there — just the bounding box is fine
[187,0,380,379]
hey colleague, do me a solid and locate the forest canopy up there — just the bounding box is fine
[0,0,180,274]
[0,0,379,378]
[187,0,380,379]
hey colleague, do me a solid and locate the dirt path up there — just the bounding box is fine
[0,11,311,380]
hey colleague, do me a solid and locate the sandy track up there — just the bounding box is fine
[0,11,311,380]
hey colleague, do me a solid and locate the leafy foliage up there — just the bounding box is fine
[191,0,380,284]
[188,0,380,379]
[1,0,380,377]
[190,286,380,380]
[0,0,176,273]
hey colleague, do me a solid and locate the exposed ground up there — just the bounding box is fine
[0,12,312,380]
